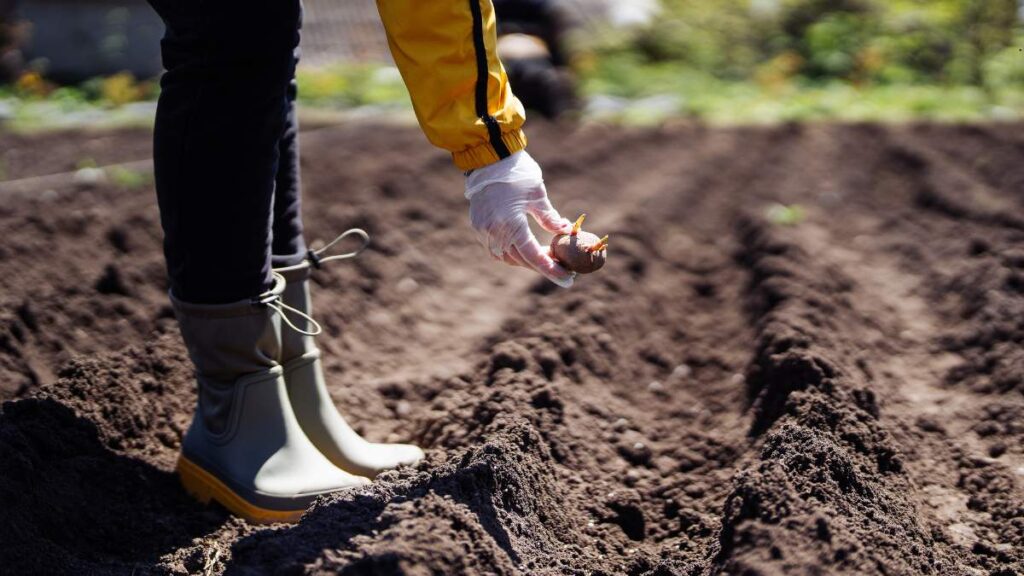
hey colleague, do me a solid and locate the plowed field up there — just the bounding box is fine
[1,121,1022,575]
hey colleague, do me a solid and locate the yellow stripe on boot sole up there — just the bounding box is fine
[177,455,305,524]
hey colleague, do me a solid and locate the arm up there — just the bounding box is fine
[376,0,527,171]
[376,0,574,288]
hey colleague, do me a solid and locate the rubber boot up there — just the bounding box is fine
[172,275,368,524]
[278,267,425,478]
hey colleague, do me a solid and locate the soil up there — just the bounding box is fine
[0,127,153,181]
[0,121,1022,575]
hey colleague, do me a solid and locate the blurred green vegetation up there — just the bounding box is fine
[766,203,807,226]
[581,56,1023,124]
[0,65,415,131]
[295,65,411,109]
[588,0,1022,87]
[1,0,1021,130]
[4,71,157,105]
[0,71,161,131]
[577,0,1024,122]
[108,165,152,189]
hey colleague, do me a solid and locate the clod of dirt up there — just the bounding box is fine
[95,263,132,296]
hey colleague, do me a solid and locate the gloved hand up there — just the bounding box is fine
[465,150,575,288]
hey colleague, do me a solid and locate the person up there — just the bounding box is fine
[146,0,575,524]
[493,0,579,118]
[0,0,23,83]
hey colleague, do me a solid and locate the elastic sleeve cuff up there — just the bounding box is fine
[452,129,528,171]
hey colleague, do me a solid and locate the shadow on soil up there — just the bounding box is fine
[0,397,228,573]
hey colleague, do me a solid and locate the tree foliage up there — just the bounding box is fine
[592,0,1022,87]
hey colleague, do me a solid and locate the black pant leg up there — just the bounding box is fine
[270,43,306,269]
[150,0,302,304]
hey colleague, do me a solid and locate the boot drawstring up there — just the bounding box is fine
[252,273,324,337]
[261,228,372,337]
[273,228,371,274]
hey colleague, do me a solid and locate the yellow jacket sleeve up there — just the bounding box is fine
[376,0,528,171]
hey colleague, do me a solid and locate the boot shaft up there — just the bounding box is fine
[278,267,318,362]
[170,277,286,435]
[171,274,370,521]
[171,294,281,383]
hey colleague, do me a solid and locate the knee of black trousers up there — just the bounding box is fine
[159,47,297,98]
[156,1,301,86]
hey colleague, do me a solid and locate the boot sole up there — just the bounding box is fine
[177,455,305,524]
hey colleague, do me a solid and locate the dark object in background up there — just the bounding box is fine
[500,44,577,120]
[16,0,163,83]
[0,0,23,81]
[494,0,578,119]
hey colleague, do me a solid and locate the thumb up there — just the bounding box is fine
[527,194,573,235]
[517,234,574,289]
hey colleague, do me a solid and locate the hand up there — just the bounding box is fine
[465,151,575,288]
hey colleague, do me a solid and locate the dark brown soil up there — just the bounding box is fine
[0,127,153,181]
[0,121,1022,575]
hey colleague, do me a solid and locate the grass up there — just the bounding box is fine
[0,65,413,132]
[0,73,160,132]
[108,165,152,189]
[0,88,156,132]
[765,203,807,227]
[579,54,1024,125]
[295,64,411,109]
[1,60,1022,132]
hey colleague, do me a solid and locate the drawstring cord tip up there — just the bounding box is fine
[307,249,322,269]
[274,228,371,275]
[262,228,371,338]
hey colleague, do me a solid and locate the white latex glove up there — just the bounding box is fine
[465,150,575,288]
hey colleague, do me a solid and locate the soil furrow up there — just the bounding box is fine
[718,215,955,575]
[0,122,1021,575]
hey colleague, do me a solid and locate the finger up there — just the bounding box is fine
[516,234,574,289]
[545,245,578,283]
[527,194,573,235]
[470,224,499,258]
[486,234,505,260]
[501,247,529,269]
[506,245,533,269]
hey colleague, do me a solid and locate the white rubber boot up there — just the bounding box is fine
[172,274,369,524]
[275,233,424,478]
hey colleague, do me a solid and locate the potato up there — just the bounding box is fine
[550,215,608,274]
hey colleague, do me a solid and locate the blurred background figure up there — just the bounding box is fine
[0,0,23,82]
[15,0,162,83]
[493,0,580,119]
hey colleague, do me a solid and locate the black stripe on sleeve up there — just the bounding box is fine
[469,0,512,159]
